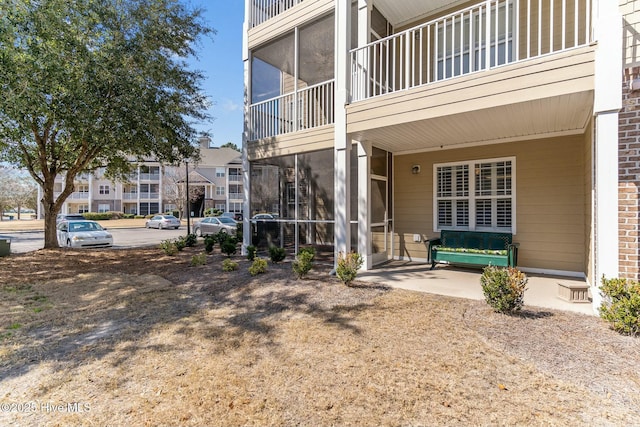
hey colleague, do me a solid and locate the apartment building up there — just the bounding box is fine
[45,139,242,219]
[243,0,630,308]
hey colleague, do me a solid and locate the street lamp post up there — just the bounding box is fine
[185,160,191,235]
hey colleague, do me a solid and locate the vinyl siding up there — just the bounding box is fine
[247,125,335,160]
[393,134,587,274]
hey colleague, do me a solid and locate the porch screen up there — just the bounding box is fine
[435,158,514,232]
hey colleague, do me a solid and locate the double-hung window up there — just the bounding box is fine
[434,157,515,232]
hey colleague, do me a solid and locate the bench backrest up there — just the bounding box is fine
[440,230,512,250]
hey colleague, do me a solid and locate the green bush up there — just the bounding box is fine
[247,245,257,261]
[159,239,178,256]
[336,251,364,286]
[298,246,316,259]
[134,215,145,219]
[184,233,198,247]
[123,213,135,219]
[269,246,286,263]
[599,277,640,335]
[480,266,528,313]
[222,258,239,272]
[220,237,238,257]
[190,253,207,267]
[249,258,268,276]
[174,236,187,251]
[292,251,314,279]
[204,235,216,254]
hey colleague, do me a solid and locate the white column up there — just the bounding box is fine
[592,0,622,310]
[88,174,93,212]
[358,141,372,269]
[242,0,251,255]
[159,165,163,213]
[334,0,351,263]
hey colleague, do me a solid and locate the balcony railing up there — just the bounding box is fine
[139,192,159,200]
[123,193,137,200]
[68,192,90,200]
[350,0,592,102]
[249,79,335,141]
[139,173,160,181]
[228,175,242,182]
[250,0,304,28]
[228,192,243,200]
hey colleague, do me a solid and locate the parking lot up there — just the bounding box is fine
[0,219,189,253]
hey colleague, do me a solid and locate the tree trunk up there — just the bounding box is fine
[42,185,60,249]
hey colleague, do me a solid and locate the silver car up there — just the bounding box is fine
[57,220,113,248]
[193,216,237,237]
[145,214,181,230]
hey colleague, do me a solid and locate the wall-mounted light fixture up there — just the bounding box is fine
[412,165,421,174]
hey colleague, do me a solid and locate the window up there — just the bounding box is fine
[216,186,225,196]
[434,158,514,232]
[98,204,110,213]
[78,205,89,213]
[76,184,89,194]
[229,202,242,213]
[216,168,225,178]
[99,185,110,195]
[215,203,226,211]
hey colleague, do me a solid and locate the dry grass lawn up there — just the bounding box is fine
[0,245,639,426]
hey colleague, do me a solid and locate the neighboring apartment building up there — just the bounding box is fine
[243,0,628,309]
[44,138,242,219]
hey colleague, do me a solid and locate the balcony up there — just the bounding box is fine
[228,192,243,200]
[228,175,242,182]
[250,0,304,28]
[249,79,335,141]
[139,173,160,181]
[68,192,90,200]
[139,192,159,200]
[123,193,137,200]
[350,0,592,102]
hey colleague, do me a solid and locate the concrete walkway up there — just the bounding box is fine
[358,260,596,315]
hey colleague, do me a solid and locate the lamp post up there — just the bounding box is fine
[185,160,191,235]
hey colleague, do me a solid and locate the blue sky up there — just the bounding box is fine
[186,0,245,147]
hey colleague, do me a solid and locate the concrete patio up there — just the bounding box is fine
[358,260,596,315]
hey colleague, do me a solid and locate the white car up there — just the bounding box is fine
[57,220,113,248]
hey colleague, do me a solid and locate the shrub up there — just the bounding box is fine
[336,251,364,286]
[174,236,187,251]
[480,266,528,313]
[222,258,239,272]
[123,213,135,219]
[298,246,316,259]
[190,253,207,267]
[204,235,216,254]
[184,233,198,247]
[292,251,314,279]
[249,258,268,276]
[247,245,257,261]
[599,277,640,335]
[159,239,178,256]
[269,246,286,263]
[220,237,238,257]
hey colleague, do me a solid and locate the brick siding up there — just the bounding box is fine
[619,67,640,280]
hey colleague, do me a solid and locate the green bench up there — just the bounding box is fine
[428,230,518,270]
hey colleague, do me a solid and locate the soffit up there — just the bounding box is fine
[374,0,469,28]
[349,92,593,155]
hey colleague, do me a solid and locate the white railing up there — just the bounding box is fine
[123,193,137,200]
[69,192,89,200]
[139,192,159,200]
[228,175,242,182]
[350,0,592,101]
[251,0,304,28]
[249,79,334,141]
[139,173,160,181]
[228,192,243,200]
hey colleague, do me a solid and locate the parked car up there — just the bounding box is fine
[251,213,278,220]
[145,214,181,230]
[56,220,113,248]
[193,216,237,237]
[56,213,85,224]
[221,212,243,222]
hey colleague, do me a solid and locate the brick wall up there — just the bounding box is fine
[619,67,640,280]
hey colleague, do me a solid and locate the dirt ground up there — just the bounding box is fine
[0,245,639,426]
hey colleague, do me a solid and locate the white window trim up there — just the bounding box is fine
[433,156,516,234]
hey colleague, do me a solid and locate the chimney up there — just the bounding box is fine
[198,136,212,149]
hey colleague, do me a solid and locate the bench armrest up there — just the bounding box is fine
[427,238,442,263]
